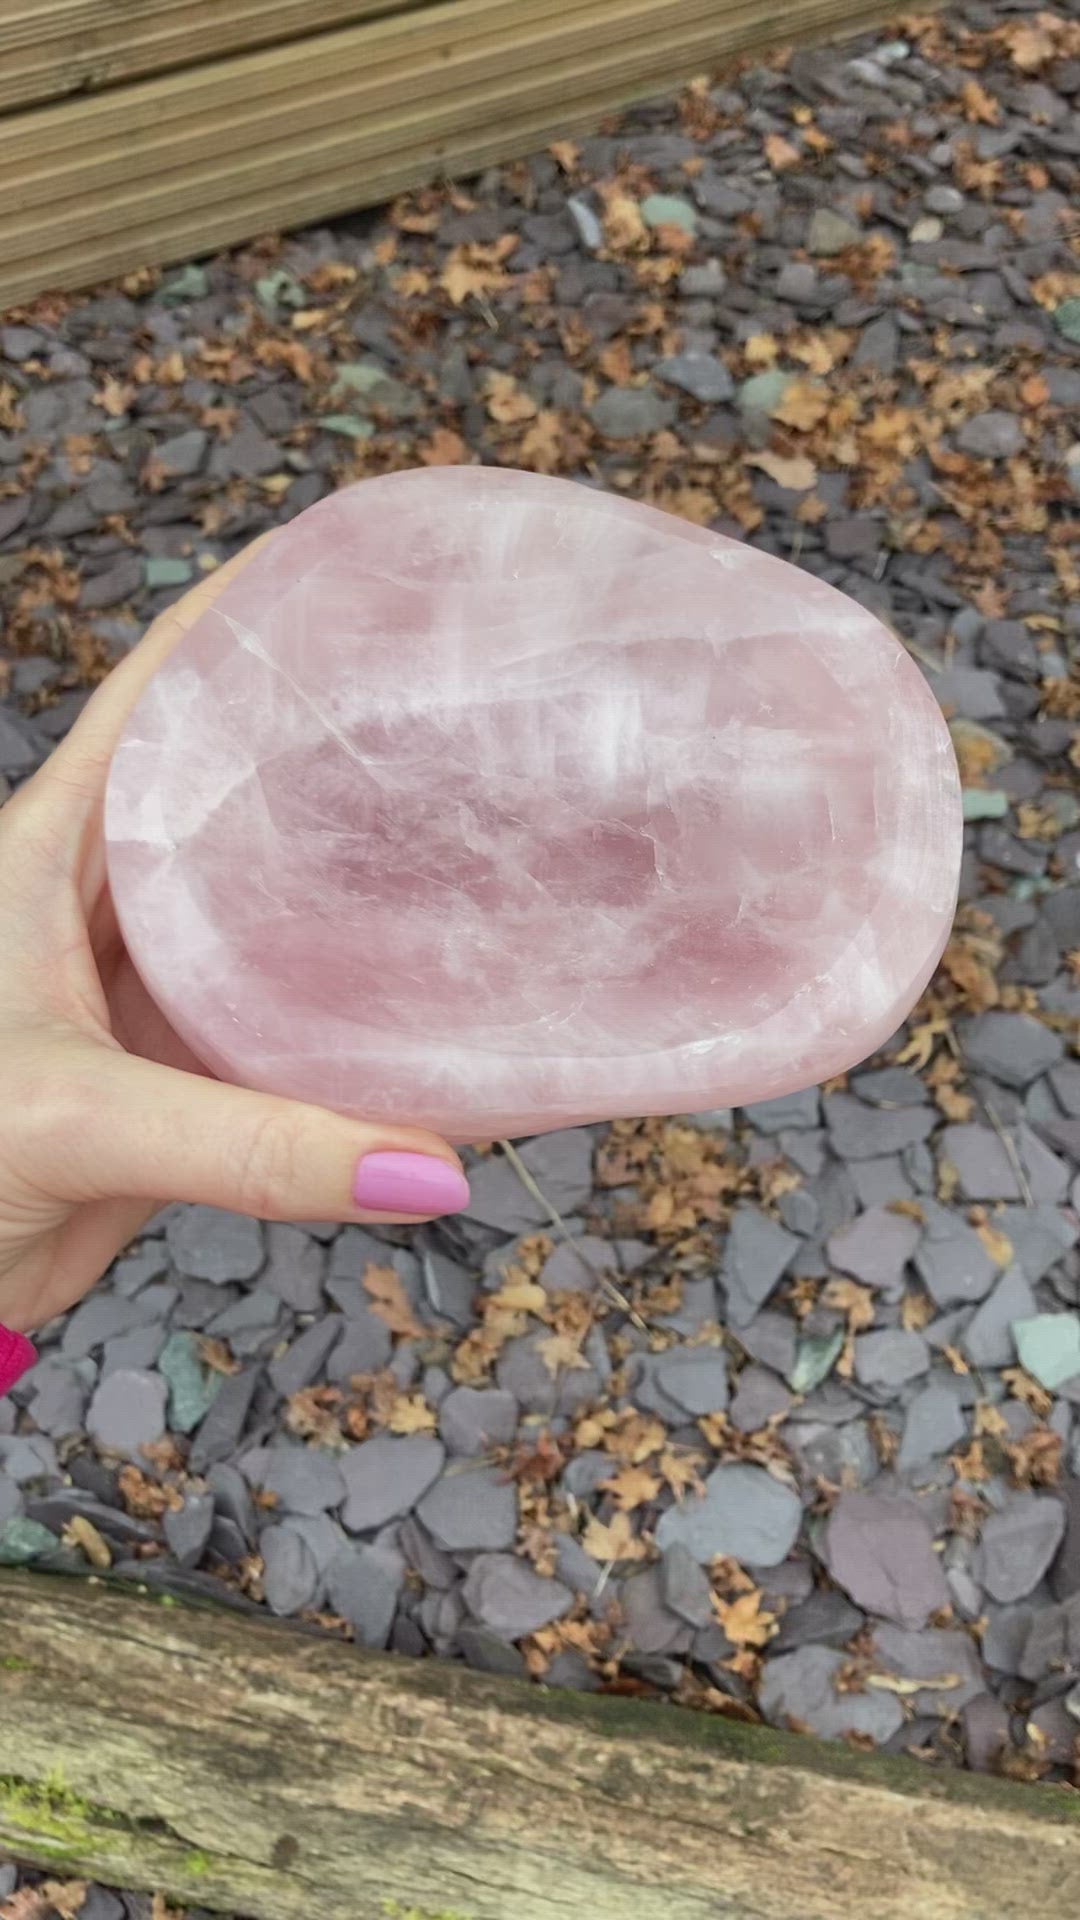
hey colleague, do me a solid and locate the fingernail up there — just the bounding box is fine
[0,1326,36,1397]
[353,1152,470,1216]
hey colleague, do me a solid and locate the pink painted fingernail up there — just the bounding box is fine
[0,1326,36,1397]
[353,1152,470,1216]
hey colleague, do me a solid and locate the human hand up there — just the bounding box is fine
[0,536,469,1392]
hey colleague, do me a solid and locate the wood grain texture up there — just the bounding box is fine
[0,0,427,114]
[2,1571,1079,1920]
[0,0,905,307]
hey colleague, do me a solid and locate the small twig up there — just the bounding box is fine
[497,1138,646,1328]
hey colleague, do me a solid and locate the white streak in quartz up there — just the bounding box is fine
[105,467,962,1141]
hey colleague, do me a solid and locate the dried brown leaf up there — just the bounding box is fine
[363,1263,424,1337]
[602,1462,662,1511]
[745,450,818,490]
[581,1508,649,1562]
[62,1514,112,1569]
[770,379,829,432]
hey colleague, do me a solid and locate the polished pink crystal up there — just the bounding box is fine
[105,467,962,1142]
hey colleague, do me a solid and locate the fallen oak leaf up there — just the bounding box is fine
[488,1279,549,1315]
[537,1330,591,1377]
[713,1587,778,1648]
[745,449,818,490]
[2,1886,88,1920]
[601,192,648,252]
[485,371,538,424]
[602,1462,662,1511]
[387,1392,437,1434]
[581,1508,649,1562]
[420,426,468,466]
[657,1445,705,1499]
[94,375,135,417]
[770,379,829,432]
[440,258,508,305]
[764,132,801,171]
[517,408,564,474]
[62,1514,112,1569]
[363,1263,424,1337]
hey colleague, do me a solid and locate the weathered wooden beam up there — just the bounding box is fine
[0,0,912,309]
[0,0,429,115]
[1,1570,1079,1920]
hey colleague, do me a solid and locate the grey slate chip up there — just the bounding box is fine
[415,1464,518,1552]
[759,1644,904,1744]
[164,1491,215,1568]
[339,1434,445,1532]
[462,1552,573,1637]
[976,1493,1066,1603]
[871,1624,984,1714]
[327,1543,406,1647]
[189,1367,260,1471]
[723,1206,800,1325]
[260,1525,320,1615]
[166,1206,265,1284]
[438,1386,519,1456]
[86,1369,167,1458]
[743,1088,822,1132]
[659,1542,714,1627]
[654,1345,729,1415]
[958,1011,1064,1088]
[262,1443,347,1516]
[827,1206,920,1292]
[897,1382,967,1475]
[961,1264,1037,1369]
[824,1094,936,1159]
[853,1329,930,1391]
[914,1200,997,1307]
[262,1223,326,1311]
[655,1463,801,1567]
[268,1315,343,1397]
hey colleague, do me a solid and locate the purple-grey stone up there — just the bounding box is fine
[826,1492,949,1628]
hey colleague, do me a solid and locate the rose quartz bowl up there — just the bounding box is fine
[105,466,962,1141]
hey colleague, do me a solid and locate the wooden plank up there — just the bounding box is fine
[0,0,903,308]
[2,1571,1079,1920]
[0,0,718,170]
[0,0,731,234]
[0,0,430,114]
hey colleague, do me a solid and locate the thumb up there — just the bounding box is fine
[39,1050,471,1224]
